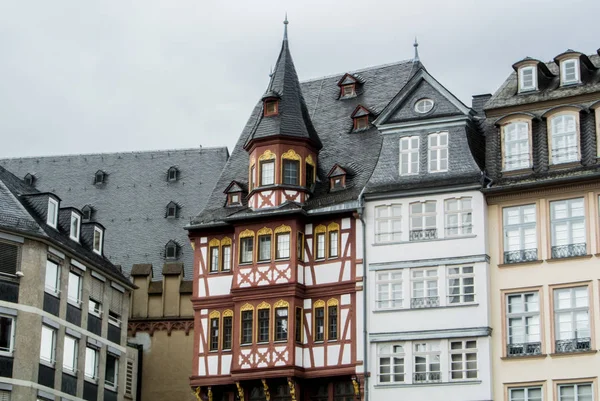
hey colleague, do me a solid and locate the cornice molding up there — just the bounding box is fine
[486,180,600,204]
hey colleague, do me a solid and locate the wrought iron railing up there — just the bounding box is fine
[411,296,440,309]
[506,342,541,357]
[551,243,586,259]
[409,228,437,241]
[413,372,441,383]
[555,338,591,353]
[504,248,538,264]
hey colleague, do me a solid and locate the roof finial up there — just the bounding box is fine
[269,66,273,78]
[283,13,288,41]
[413,37,420,62]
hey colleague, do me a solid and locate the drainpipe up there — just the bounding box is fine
[356,186,369,401]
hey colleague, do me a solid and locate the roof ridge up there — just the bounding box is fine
[301,58,414,84]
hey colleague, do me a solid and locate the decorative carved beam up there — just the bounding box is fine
[236,382,245,401]
[287,377,296,401]
[261,379,271,401]
[193,386,201,401]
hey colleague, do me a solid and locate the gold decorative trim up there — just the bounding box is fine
[313,300,325,308]
[193,386,201,401]
[250,156,256,166]
[223,309,233,317]
[327,222,340,231]
[240,303,254,312]
[288,378,296,401]
[306,154,315,166]
[262,379,271,401]
[208,387,213,401]
[314,225,327,234]
[240,229,255,238]
[327,298,339,306]
[274,300,289,308]
[221,237,232,246]
[209,310,220,319]
[190,242,195,251]
[259,149,276,161]
[274,224,292,234]
[282,149,302,161]
[235,382,245,401]
[208,238,220,247]
[257,301,271,310]
[257,227,273,236]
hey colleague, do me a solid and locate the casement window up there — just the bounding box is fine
[550,198,586,259]
[554,286,590,353]
[447,266,474,304]
[84,346,99,381]
[428,132,448,172]
[558,383,593,401]
[0,315,15,355]
[444,198,472,237]
[258,234,272,262]
[561,59,580,85]
[509,387,543,401]
[297,232,304,261]
[354,115,369,130]
[89,278,104,317]
[275,307,288,341]
[209,246,219,272]
[375,204,402,243]
[503,204,537,264]
[415,98,434,114]
[550,114,579,164]
[519,66,537,92]
[449,340,477,380]
[341,84,356,98]
[209,315,219,351]
[222,315,233,350]
[93,227,103,255]
[413,342,441,383]
[410,201,437,241]
[40,325,56,365]
[506,292,541,356]
[314,305,325,342]
[283,160,299,185]
[241,310,254,345]
[0,241,19,276]
[315,232,326,260]
[276,233,290,259]
[295,308,303,343]
[70,213,81,241]
[377,344,405,383]
[376,271,403,309]
[45,260,60,296]
[240,237,254,264]
[305,163,315,189]
[327,303,338,341]
[328,230,339,258]
[399,136,420,175]
[258,308,270,342]
[47,198,58,228]
[260,161,275,186]
[109,288,123,327]
[411,268,439,308]
[105,353,119,389]
[503,122,531,170]
[63,335,78,374]
[222,244,231,271]
[67,271,82,306]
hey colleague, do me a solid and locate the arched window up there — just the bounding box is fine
[502,121,531,170]
[165,240,180,260]
[24,173,35,186]
[94,170,106,185]
[166,201,179,218]
[549,113,579,164]
[167,166,179,182]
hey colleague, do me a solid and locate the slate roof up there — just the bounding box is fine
[0,147,229,280]
[0,165,131,286]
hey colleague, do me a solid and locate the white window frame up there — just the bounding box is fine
[375,271,403,310]
[222,245,231,271]
[449,339,478,380]
[519,66,537,92]
[47,198,58,228]
[399,136,420,175]
[428,131,448,173]
[411,268,439,308]
[44,260,60,296]
[554,287,590,346]
[550,198,586,257]
[509,387,543,401]
[62,335,78,374]
[40,325,56,365]
[105,353,119,390]
[0,314,15,356]
[275,233,290,260]
[108,288,123,328]
[506,292,541,357]
[93,227,104,255]
[85,346,99,381]
[377,343,405,384]
[503,121,531,171]
[70,212,81,242]
[409,201,437,241]
[67,271,82,307]
[260,161,275,186]
[550,114,579,164]
[558,383,593,401]
[561,59,580,85]
[89,277,104,317]
[315,233,326,260]
[503,204,537,263]
[447,266,474,304]
[415,98,434,114]
[444,197,472,237]
[375,204,402,243]
[413,341,441,383]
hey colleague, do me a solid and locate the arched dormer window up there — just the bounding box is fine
[545,108,581,165]
[165,240,180,260]
[167,166,179,182]
[24,173,35,186]
[94,170,106,185]
[496,114,535,172]
[165,201,180,218]
[264,98,279,117]
[81,205,94,221]
[560,58,580,85]
[518,66,537,92]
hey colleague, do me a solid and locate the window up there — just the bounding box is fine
[85,346,99,380]
[445,198,472,237]
[410,201,437,241]
[209,316,219,351]
[550,198,586,258]
[328,303,338,341]
[554,286,590,353]
[93,227,103,255]
[283,160,299,185]
[413,342,441,383]
[375,204,402,243]
[258,234,271,262]
[297,232,304,262]
[109,288,123,327]
[45,260,60,296]
[89,278,104,317]
[276,233,290,259]
[354,116,369,130]
[503,122,531,170]
[314,304,325,342]
[0,390,10,401]
[0,241,19,276]
[503,204,537,263]
[222,244,231,271]
[67,271,82,306]
[229,193,241,206]
[428,132,448,172]
[70,213,81,241]
[376,271,403,309]
[82,205,93,221]
[558,383,593,401]
[295,308,303,343]
[222,315,233,350]
[275,307,288,341]
[328,230,339,258]
[415,98,434,113]
[94,170,106,184]
[63,335,78,373]
[167,167,178,181]
[399,136,419,175]
[550,114,579,164]
[105,353,119,389]
[411,268,439,308]
[519,66,537,92]
[47,198,58,228]
[506,292,541,356]
[447,266,474,304]
[449,340,477,380]
[315,232,326,260]
[378,344,405,383]
[509,387,542,401]
[260,161,275,186]
[240,237,254,264]
[341,84,356,98]
[333,382,354,401]
[166,202,178,218]
[561,59,580,85]
[40,325,56,365]
[0,315,15,355]
[306,163,315,189]
[264,100,278,116]
[249,165,256,191]
[258,307,270,342]
[24,173,35,186]
[241,310,254,345]
[209,246,219,272]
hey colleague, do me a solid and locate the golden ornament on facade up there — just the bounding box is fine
[223,309,233,317]
[258,149,276,161]
[257,227,273,236]
[240,229,255,238]
[235,382,245,400]
[282,149,302,161]
[273,299,289,308]
[261,379,271,401]
[274,224,292,234]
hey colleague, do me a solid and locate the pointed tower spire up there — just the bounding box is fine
[283,13,289,41]
[413,37,420,62]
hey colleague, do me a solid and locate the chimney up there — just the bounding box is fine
[471,94,492,117]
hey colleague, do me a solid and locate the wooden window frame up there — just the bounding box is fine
[327,299,339,341]
[427,131,449,173]
[264,99,279,116]
[257,303,271,343]
[240,304,254,345]
[505,382,546,401]
[341,84,356,98]
[327,223,340,259]
[238,230,255,264]
[549,282,594,354]
[313,300,325,342]
[305,161,315,189]
[222,310,233,350]
[377,343,405,384]
[553,378,597,401]
[399,136,420,175]
[518,66,537,92]
[209,311,220,351]
[353,116,369,130]
[221,239,232,271]
[295,307,303,343]
[274,300,289,342]
[282,159,300,186]
[560,58,580,86]
[297,232,304,262]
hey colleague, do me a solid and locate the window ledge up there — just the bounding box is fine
[545,254,593,263]
[374,380,482,388]
[498,259,543,268]
[373,303,479,313]
[39,360,56,369]
[501,353,548,361]
[549,350,597,358]
[44,290,60,299]
[84,377,98,385]
[501,168,533,177]
[372,234,477,246]
[548,161,581,170]
[208,271,232,276]
[67,300,82,309]
[62,369,78,377]
[0,351,14,358]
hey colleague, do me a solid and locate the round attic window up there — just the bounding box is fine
[415,98,434,114]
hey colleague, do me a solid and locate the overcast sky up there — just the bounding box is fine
[0,0,598,158]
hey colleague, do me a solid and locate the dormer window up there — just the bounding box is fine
[351,105,373,132]
[94,170,106,185]
[354,116,369,130]
[165,241,180,259]
[166,201,180,218]
[167,166,179,182]
[337,73,362,99]
[561,59,580,85]
[229,193,241,206]
[82,205,93,220]
[264,100,279,116]
[47,198,58,228]
[24,173,35,186]
[331,176,345,191]
[415,98,434,114]
[518,66,537,92]
[341,84,356,98]
[70,212,81,242]
[93,226,104,255]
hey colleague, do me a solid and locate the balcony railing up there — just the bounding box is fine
[504,248,538,264]
[411,296,440,309]
[507,342,541,357]
[413,372,441,384]
[551,243,586,259]
[555,338,591,354]
[409,228,437,241]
